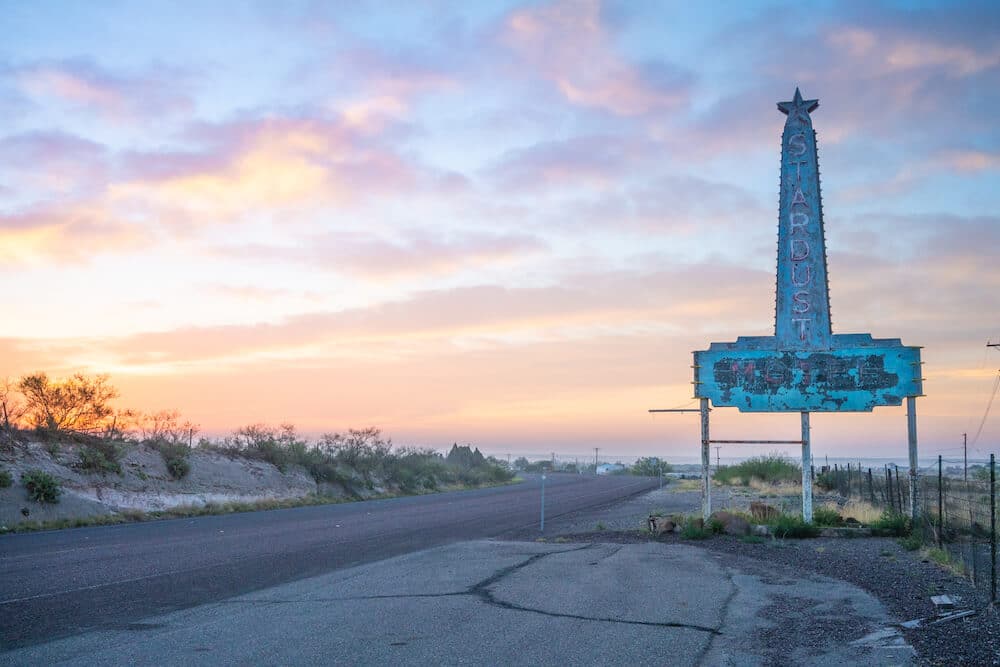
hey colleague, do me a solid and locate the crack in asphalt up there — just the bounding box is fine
[233,544,722,636]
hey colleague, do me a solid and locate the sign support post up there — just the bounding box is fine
[801,412,812,523]
[701,398,711,522]
[907,396,919,521]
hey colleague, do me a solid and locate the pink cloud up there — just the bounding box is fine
[0,131,108,201]
[109,115,425,219]
[0,203,146,263]
[11,58,194,120]
[220,230,547,280]
[500,0,692,116]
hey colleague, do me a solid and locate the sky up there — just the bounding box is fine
[1,0,999,462]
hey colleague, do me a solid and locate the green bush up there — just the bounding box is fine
[899,534,922,551]
[631,457,672,477]
[78,442,123,475]
[769,514,821,539]
[22,469,61,503]
[165,456,190,480]
[0,468,12,488]
[870,511,910,537]
[681,518,712,540]
[147,440,192,480]
[707,518,726,534]
[812,506,842,527]
[714,454,800,486]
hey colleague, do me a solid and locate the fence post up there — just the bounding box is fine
[867,468,875,504]
[937,455,943,549]
[896,466,903,514]
[991,453,996,604]
[886,466,894,510]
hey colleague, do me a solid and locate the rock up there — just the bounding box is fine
[724,516,750,536]
[711,510,750,536]
[652,517,675,535]
[752,524,770,537]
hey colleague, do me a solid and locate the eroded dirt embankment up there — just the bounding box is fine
[0,440,352,529]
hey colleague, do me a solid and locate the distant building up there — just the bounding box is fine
[596,463,625,475]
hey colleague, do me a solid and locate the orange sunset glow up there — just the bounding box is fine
[2,1,999,462]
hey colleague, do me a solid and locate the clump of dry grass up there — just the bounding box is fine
[834,499,883,525]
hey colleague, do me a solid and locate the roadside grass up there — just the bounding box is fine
[742,479,800,496]
[713,454,800,487]
[837,500,884,525]
[870,510,911,537]
[922,546,966,577]
[667,479,702,492]
[768,514,821,539]
[0,477,522,535]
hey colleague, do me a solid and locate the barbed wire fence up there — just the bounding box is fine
[820,454,997,604]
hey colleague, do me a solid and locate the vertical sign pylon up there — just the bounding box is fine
[776,88,831,350]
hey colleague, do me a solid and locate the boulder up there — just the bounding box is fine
[652,517,675,535]
[752,524,770,537]
[709,510,750,536]
[724,516,750,536]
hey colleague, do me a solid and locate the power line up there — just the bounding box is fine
[969,369,1000,449]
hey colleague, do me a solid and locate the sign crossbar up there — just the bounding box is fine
[708,439,804,445]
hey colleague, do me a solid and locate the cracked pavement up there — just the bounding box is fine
[4,540,913,666]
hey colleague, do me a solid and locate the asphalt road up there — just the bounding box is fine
[0,473,657,650]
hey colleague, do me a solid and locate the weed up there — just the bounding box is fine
[870,511,910,537]
[554,537,570,543]
[899,534,922,551]
[714,454,800,486]
[922,547,965,577]
[0,468,11,488]
[78,443,123,475]
[21,469,61,503]
[596,521,606,531]
[166,457,190,480]
[812,506,842,527]
[707,518,725,534]
[769,514,820,539]
[681,518,712,540]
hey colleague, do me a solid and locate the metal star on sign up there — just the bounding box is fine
[777,87,819,119]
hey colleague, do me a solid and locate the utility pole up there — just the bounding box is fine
[714,446,721,470]
[964,433,968,482]
[594,447,599,473]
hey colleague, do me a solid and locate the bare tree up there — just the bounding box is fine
[18,372,119,435]
[0,377,25,431]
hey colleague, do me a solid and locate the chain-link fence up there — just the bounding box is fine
[818,455,997,603]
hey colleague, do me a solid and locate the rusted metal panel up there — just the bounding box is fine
[693,89,922,413]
